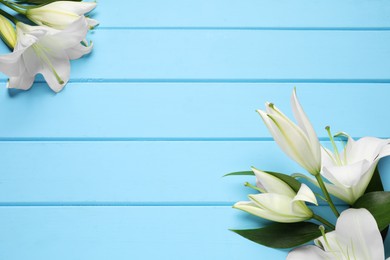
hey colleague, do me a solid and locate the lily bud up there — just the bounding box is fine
[0,15,16,49]
[233,168,317,223]
[26,1,98,30]
[257,89,321,175]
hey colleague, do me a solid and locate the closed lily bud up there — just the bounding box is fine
[257,89,321,175]
[233,168,317,223]
[0,15,16,49]
[26,1,98,30]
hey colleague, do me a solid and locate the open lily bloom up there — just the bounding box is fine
[257,89,322,175]
[0,17,92,92]
[26,1,98,30]
[233,168,318,223]
[287,208,386,260]
[321,136,390,204]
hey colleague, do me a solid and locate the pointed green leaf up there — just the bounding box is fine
[364,167,384,193]
[231,222,321,248]
[353,191,390,231]
[223,171,254,177]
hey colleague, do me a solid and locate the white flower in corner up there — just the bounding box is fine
[321,135,390,204]
[0,17,92,92]
[257,89,322,175]
[233,168,318,223]
[287,208,386,260]
[26,1,98,30]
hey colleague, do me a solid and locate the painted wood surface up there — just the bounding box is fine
[0,1,389,259]
[1,84,390,139]
[2,30,390,80]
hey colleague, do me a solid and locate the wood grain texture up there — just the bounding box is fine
[95,0,390,28]
[0,206,353,260]
[0,30,390,80]
[0,1,389,259]
[0,141,389,204]
[0,83,390,139]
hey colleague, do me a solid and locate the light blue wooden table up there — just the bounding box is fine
[0,1,389,259]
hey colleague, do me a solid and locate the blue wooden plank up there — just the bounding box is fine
[0,30,390,80]
[95,0,390,28]
[0,83,389,139]
[0,141,389,203]
[0,206,352,260]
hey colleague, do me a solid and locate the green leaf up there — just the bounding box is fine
[353,191,390,231]
[223,171,254,177]
[362,166,385,242]
[364,167,384,193]
[231,222,321,248]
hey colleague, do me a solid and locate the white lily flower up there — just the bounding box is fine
[257,89,321,175]
[26,1,98,30]
[287,208,386,260]
[0,17,92,92]
[233,168,318,223]
[321,135,390,204]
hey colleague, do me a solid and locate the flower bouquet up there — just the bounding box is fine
[0,0,97,92]
[227,89,390,259]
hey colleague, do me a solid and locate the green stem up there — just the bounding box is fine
[312,214,335,230]
[0,0,27,15]
[315,174,340,217]
[0,8,18,24]
[9,2,35,10]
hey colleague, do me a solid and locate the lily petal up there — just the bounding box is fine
[7,67,34,90]
[291,89,321,164]
[66,41,93,60]
[287,245,334,260]
[48,2,96,15]
[87,18,99,29]
[252,167,296,197]
[26,1,97,30]
[317,208,385,260]
[39,50,70,93]
[292,183,318,206]
[378,143,390,160]
[233,198,309,223]
[322,160,371,188]
[321,182,354,205]
[345,137,389,164]
[271,112,319,174]
[45,16,89,49]
[0,49,26,76]
[249,193,312,222]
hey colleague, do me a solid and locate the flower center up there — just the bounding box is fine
[32,43,64,85]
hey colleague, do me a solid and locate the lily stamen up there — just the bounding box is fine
[326,126,342,166]
[319,225,329,246]
[244,182,263,193]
